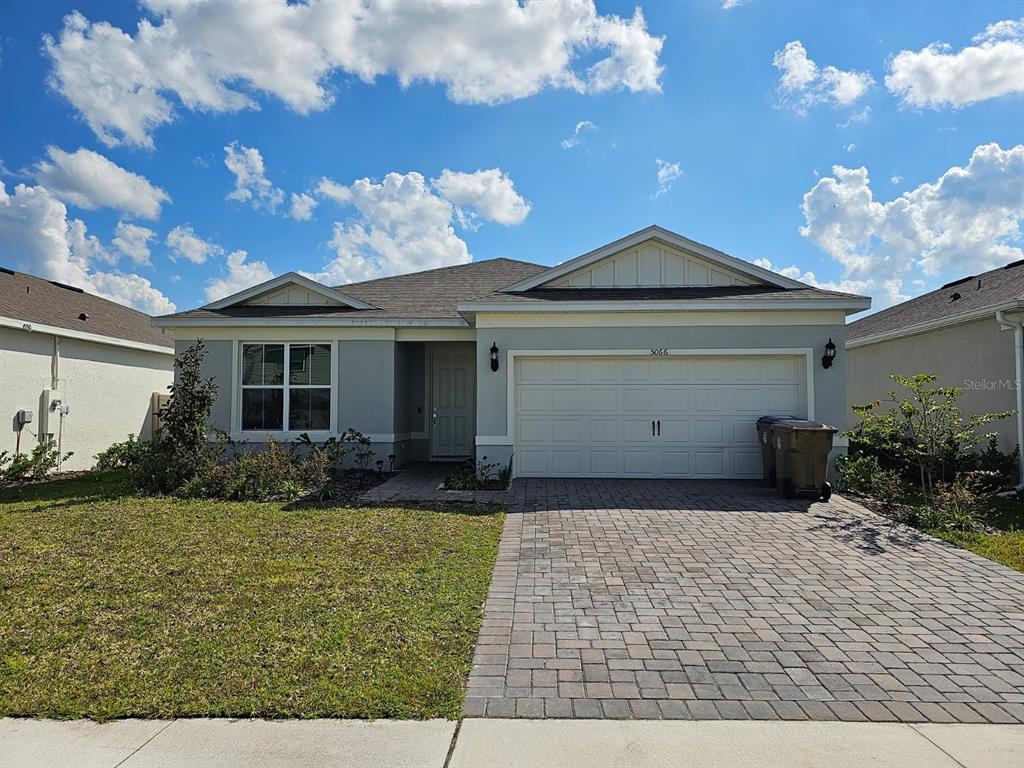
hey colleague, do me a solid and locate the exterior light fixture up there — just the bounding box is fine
[821,338,837,369]
[489,342,500,372]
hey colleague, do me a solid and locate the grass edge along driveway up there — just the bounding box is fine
[0,472,503,720]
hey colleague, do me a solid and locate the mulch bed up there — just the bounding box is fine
[331,469,394,501]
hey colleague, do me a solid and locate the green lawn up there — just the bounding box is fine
[0,472,503,720]
[931,496,1024,573]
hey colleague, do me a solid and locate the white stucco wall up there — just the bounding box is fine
[1,327,174,471]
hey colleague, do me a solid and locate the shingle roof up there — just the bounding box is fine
[0,267,173,348]
[846,260,1024,341]
[162,258,548,322]
[161,255,868,325]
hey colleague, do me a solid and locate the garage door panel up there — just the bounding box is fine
[552,388,583,412]
[518,418,548,443]
[589,419,618,442]
[514,355,805,478]
[624,419,654,442]
[588,388,618,411]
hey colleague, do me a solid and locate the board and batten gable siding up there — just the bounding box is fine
[3,327,172,471]
[547,241,759,288]
[472,314,849,473]
[246,284,345,306]
[847,316,1018,449]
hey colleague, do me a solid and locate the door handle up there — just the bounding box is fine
[652,419,655,436]
[657,419,661,436]
[433,410,438,425]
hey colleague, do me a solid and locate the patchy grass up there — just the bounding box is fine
[930,496,1024,573]
[931,529,1024,573]
[0,472,503,720]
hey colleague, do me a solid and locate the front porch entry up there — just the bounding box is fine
[429,342,476,460]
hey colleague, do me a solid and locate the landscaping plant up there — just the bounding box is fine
[0,440,73,485]
[847,373,1013,501]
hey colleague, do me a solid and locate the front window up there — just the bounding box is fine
[241,343,331,432]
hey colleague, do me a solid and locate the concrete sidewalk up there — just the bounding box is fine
[2,717,1021,767]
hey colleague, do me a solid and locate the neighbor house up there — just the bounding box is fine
[1,268,175,471]
[846,259,1024,484]
[154,226,870,479]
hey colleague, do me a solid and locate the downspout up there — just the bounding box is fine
[995,309,1024,491]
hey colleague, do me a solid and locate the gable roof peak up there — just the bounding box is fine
[499,225,811,293]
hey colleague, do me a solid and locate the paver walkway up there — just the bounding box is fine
[464,478,1024,722]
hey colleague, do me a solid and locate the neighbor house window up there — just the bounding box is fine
[241,343,331,432]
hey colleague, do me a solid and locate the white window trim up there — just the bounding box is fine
[231,340,339,441]
[481,349,816,468]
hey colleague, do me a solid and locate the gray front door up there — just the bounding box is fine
[431,344,474,458]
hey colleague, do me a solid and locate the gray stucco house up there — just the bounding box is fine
[154,226,869,479]
[847,258,1024,485]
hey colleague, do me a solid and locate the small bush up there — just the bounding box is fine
[94,434,148,470]
[836,454,882,495]
[0,440,73,485]
[444,456,509,491]
[907,476,981,532]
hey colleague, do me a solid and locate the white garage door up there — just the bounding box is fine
[514,355,807,478]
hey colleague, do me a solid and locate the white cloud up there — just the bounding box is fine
[224,142,284,213]
[204,250,274,302]
[773,41,873,114]
[308,167,531,284]
[799,143,1024,309]
[316,178,352,205]
[165,225,222,264]
[890,175,903,185]
[561,120,598,149]
[288,192,318,221]
[30,146,169,219]
[836,105,871,128]
[652,159,683,199]
[310,172,469,285]
[111,221,155,266]
[44,1,664,149]
[844,143,856,153]
[431,169,531,227]
[0,181,174,313]
[886,19,1024,109]
[721,0,748,8]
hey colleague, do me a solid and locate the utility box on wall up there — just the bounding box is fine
[39,389,64,437]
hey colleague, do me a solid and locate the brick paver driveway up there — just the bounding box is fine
[464,479,1024,722]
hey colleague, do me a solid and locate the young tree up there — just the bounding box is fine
[848,373,1013,500]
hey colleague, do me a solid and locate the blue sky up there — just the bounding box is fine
[0,0,1021,316]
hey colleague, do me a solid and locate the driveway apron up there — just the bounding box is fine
[464,479,1024,722]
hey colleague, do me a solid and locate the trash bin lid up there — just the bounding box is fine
[756,414,801,425]
[772,419,837,432]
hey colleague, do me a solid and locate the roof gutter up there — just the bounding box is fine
[847,300,1024,348]
[0,315,174,356]
[996,308,1024,491]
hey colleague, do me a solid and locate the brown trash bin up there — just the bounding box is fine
[771,420,838,501]
[756,415,800,487]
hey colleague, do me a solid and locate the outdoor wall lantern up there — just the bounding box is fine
[489,342,500,372]
[821,338,837,369]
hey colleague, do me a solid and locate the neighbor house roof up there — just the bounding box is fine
[846,259,1024,344]
[159,258,548,324]
[0,267,174,350]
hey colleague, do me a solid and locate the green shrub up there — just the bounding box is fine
[0,440,73,484]
[847,373,1013,501]
[907,476,981,532]
[94,434,148,470]
[836,454,882,495]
